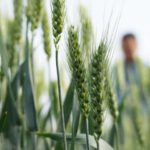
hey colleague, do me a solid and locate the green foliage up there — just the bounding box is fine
[20,23,38,131]
[21,60,38,131]
[37,132,113,150]
[63,80,75,127]
[2,70,21,132]
[0,112,7,133]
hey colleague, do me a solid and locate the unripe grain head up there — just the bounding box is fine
[105,75,119,123]
[79,5,93,58]
[42,10,51,59]
[26,0,33,22]
[31,0,42,31]
[6,21,17,69]
[13,0,23,42]
[90,41,107,140]
[67,26,90,118]
[52,0,65,47]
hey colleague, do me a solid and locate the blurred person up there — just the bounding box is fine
[113,33,149,149]
[114,33,148,104]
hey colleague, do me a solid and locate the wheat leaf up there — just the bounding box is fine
[37,132,113,150]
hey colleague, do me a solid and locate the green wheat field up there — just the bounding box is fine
[0,0,150,150]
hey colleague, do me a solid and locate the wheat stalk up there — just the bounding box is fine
[67,26,90,150]
[90,41,107,149]
[51,0,67,149]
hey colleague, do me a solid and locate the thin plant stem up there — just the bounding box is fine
[0,77,2,107]
[96,140,100,150]
[21,121,25,150]
[30,32,35,86]
[47,59,54,133]
[47,58,51,84]
[85,118,90,150]
[32,133,36,150]
[21,21,29,150]
[115,123,119,150]
[55,50,67,150]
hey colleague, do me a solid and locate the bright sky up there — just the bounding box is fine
[1,0,150,76]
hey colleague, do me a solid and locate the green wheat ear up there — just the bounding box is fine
[6,21,17,69]
[26,0,32,22]
[104,46,119,123]
[79,5,93,60]
[67,26,90,118]
[31,0,42,31]
[52,0,65,49]
[42,10,51,59]
[105,74,119,123]
[13,0,23,42]
[90,41,107,141]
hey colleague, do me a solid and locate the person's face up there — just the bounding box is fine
[122,37,137,61]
